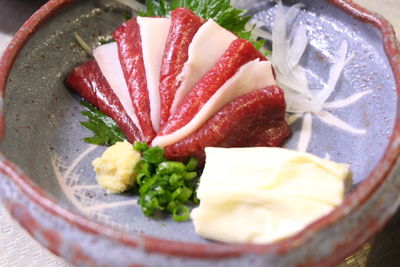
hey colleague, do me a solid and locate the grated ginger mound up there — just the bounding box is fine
[92,141,141,193]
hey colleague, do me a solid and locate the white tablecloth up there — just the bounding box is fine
[0,0,399,266]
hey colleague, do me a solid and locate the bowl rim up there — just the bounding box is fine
[0,0,400,265]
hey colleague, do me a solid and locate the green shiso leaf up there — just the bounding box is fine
[79,101,126,146]
[139,0,270,53]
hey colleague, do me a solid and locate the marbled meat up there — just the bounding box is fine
[65,60,144,143]
[114,18,156,141]
[164,86,291,163]
[159,8,204,127]
[157,39,266,137]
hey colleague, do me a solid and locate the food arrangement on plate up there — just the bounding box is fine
[65,0,357,244]
[1,0,399,265]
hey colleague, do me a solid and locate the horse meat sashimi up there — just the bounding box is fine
[65,60,144,143]
[153,59,275,147]
[170,19,237,117]
[164,86,291,163]
[156,39,266,142]
[93,42,142,135]
[114,18,155,142]
[137,17,171,132]
[158,8,204,127]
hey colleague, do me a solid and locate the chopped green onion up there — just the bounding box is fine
[169,173,183,186]
[134,141,149,152]
[134,142,199,221]
[157,161,186,175]
[142,146,166,164]
[183,172,197,180]
[173,186,193,202]
[172,205,190,222]
[186,157,198,171]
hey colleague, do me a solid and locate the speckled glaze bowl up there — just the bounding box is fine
[0,0,400,266]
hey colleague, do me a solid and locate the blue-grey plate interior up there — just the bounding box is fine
[0,0,397,243]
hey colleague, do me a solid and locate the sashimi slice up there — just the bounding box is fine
[170,19,237,116]
[65,60,144,143]
[114,18,156,142]
[156,39,266,142]
[152,58,275,147]
[93,42,142,135]
[159,8,204,127]
[164,86,291,163]
[137,17,171,132]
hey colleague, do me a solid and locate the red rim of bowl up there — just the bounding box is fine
[0,0,400,265]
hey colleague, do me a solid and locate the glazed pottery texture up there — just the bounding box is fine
[0,0,400,266]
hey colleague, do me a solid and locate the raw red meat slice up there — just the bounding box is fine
[137,17,171,132]
[65,60,144,143]
[164,86,291,163]
[93,42,142,135]
[152,59,276,147]
[114,19,156,141]
[158,39,266,137]
[159,8,204,127]
[170,19,237,117]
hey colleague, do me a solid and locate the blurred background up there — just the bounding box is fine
[0,0,399,266]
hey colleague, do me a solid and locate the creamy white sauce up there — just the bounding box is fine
[191,147,351,244]
[170,19,237,115]
[152,59,275,147]
[93,42,141,133]
[137,17,171,132]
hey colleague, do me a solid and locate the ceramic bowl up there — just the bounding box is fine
[0,0,400,266]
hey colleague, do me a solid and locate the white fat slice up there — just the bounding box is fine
[170,19,237,115]
[137,17,171,132]
[93,42,141,133]
[152,60,276,147]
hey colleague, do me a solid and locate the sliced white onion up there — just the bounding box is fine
[271,2,311,98]
[267,0,371,152]
[314,40,349,106]
[315,110,366,135]
[323,90,372,109]
[287,113,303,125]
[248,18,273,41]
[284,3,305,27]
[287,25,308,69]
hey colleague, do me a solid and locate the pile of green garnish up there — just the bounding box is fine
[133,142,199,222]
[79,103,199,222]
